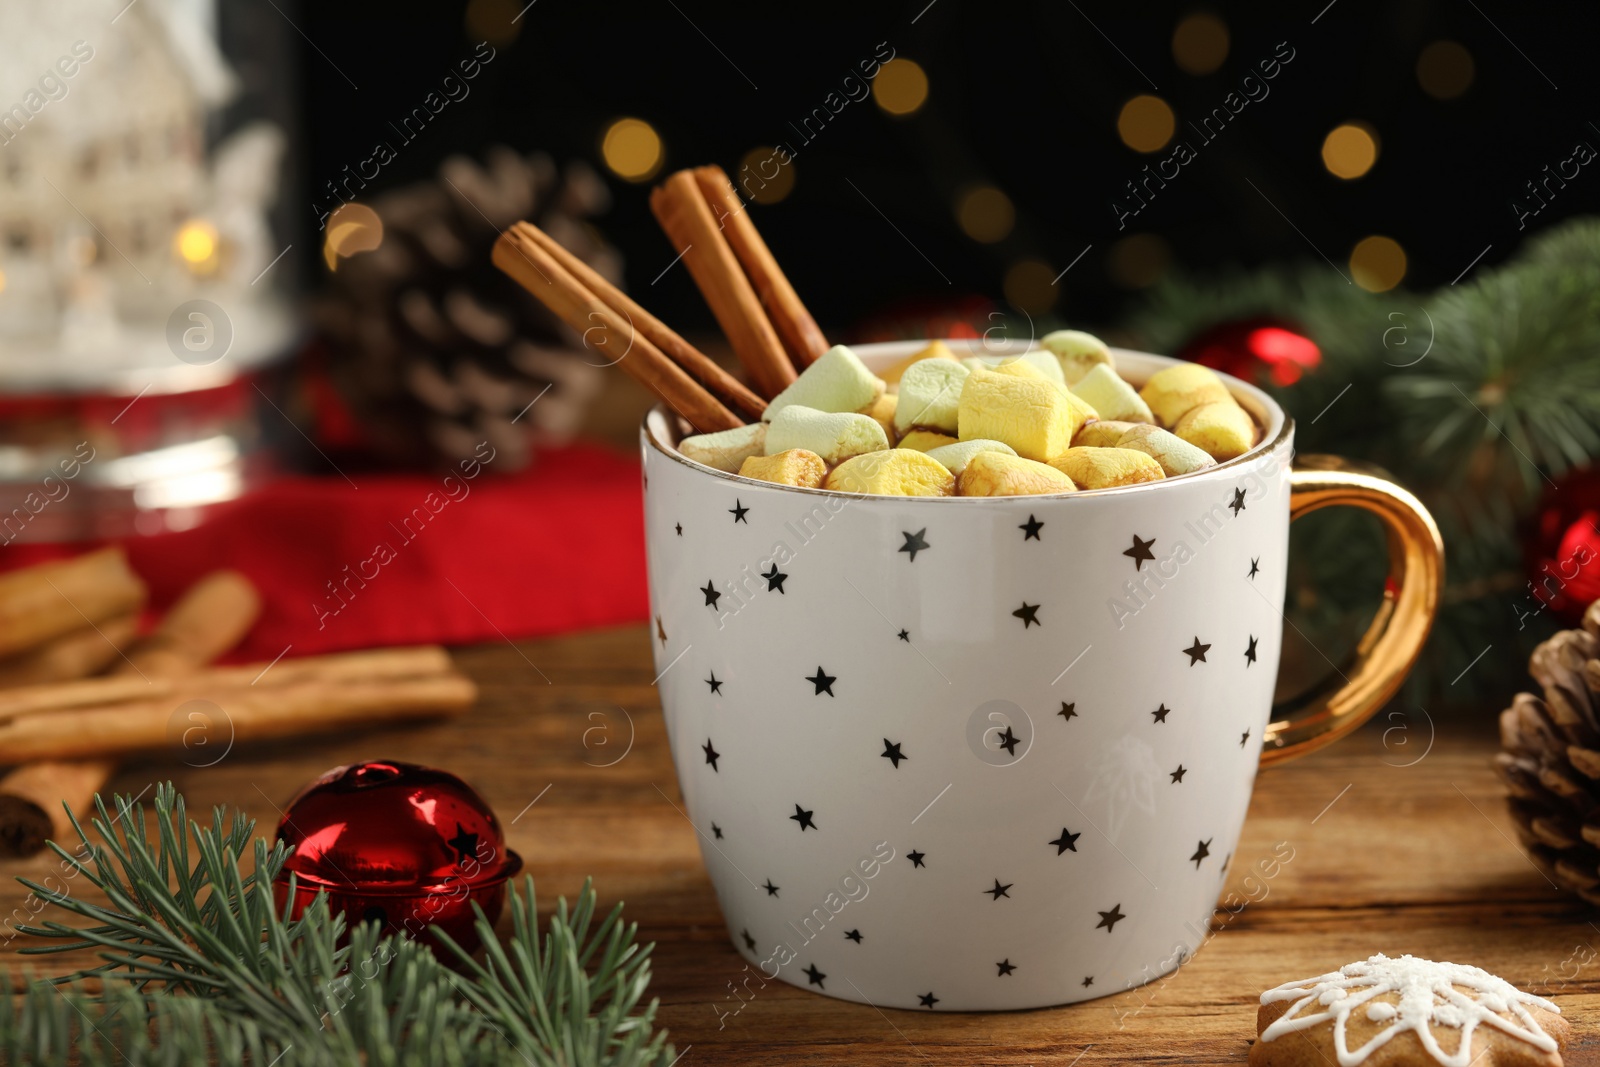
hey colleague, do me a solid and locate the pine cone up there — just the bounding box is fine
[315,148,613,470]
[1495,599,1600,904]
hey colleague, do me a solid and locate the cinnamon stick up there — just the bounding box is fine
[0,614,138,687]
[493,228,742,433]
[112,570,262,678]
[650,170,797,399]
[0,760,115,857]
[0,548,146,657]
[0,674,477,762]
[511,222,767,421]
[692,166,828,369]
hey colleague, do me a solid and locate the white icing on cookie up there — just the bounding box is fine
[1259,954,1559,1067]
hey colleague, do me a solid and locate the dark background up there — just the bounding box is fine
[234,0,1600,333]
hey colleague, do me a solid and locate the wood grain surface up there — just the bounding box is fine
[2,625,1595,1065]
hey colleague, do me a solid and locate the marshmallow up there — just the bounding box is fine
[1071,364,1153,423]
[1040,330,1113,384]
[764,344,884,421]
[962,350,1066,386]
[863,392,898,438]
[898,429,958,452]
[1073,420,1139,448]
[957,451,1077,497]
[766,405,889,465]
[1049,446,1165,489]
[678,422,767,472]
[739,449,827,488]
[1139,363,1232,426]
[1174,400,1256,460]
[1116,424,1217,476]
[958,364,1087,461]
[881,340,958,386]
[923,438,1017,474]
[825,448,954,496]
[895,357,969,435]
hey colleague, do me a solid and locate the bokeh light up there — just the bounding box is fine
[0,268,7,295]
[464,0,523,47]
[1003,259,1057,314]
[1107,234,1172,289]
[1172,13,1229,75]
[1118,95,1176,153]
[174,219,218,270]
[600,118,664,183]
[956,186,1015,244]
[737,147,796,205]
[1350,235,1406,292]
[323,203,384,270]
[1322,123,1379,180]
[1417,40,1475,100]
[873,58,929,117]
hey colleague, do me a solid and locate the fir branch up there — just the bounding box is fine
[0,786,676,1067]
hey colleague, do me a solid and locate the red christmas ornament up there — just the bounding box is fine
[273,760,522,953]
[1525,467,1600,625]
[1177,316,1322,387]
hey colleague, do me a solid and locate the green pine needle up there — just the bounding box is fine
[0,786,676,1067]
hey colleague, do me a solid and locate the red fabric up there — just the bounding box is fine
[0,443,648,660]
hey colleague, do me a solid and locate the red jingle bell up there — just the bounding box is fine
[273,760,522,954]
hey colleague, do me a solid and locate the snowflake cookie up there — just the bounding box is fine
[1248,954,1567,1067]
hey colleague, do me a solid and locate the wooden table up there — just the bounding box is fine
[3,625,1595,1065]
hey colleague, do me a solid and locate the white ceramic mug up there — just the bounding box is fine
[641,341,1442,1011]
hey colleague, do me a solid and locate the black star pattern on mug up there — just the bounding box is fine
[1096,903,1126,932]
[655,616,667,644]
[729,499,749,524]
[1050,828,1081,854]
[844,928,863,943]
[996,959,1017,976]
[996,726,1022,757]
[763,564,787,593]
[907,850,927,868]
[1183,637,1211,665]
[919,992,939,1009]
[1191,838,1212,868]
[790,804,817,831]
[706,671,723,695]
[1123,533,1156,570]
[1229,488,1247,515]
[985,879,1012,900]
[1222,852,1233,878]
[1245,635,1258,665]
[701,580,721,609]
[1240,729,1252,748]
[804,963,826,988]
[711,823,723,840]
[763,879,780,897]
[1170,765,1187,784]
[1013,602,1041,628]
[447,827,480,865]
[742,928,756,951]
[702,739,721,771]
[1082,976,1094,988]
[881,739,907,768]
[1058,702,1078,722]
[897,629,910,642]
[675,523,683,536]
[1019,515,1044,541]
[1151,703,1171,724]
[806,666,836,696]
[899,528,930,561]
[1248,557,1260,579]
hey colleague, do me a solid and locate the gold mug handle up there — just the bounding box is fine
[1260,455,1446,766]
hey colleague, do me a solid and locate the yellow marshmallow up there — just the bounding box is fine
[1139,363,1232,426]
[1073,420,1139,448]
[825,448,955,496]
[957,451,1077,497]
[1040,330,1113,384]
[881,340,959,386]
[957,365,1086,461]
[678,422,767,472]
[1174,400,1256,460]
[863,392,898,438]
[962,350,1066,386]
[923,439,1016,474]
[1116,424,1217,475]
[765,405,889,465]
[898,429,959,452]
[1071,363,1153,423]
[1049,447,1165,489]
[739,449,827,488]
